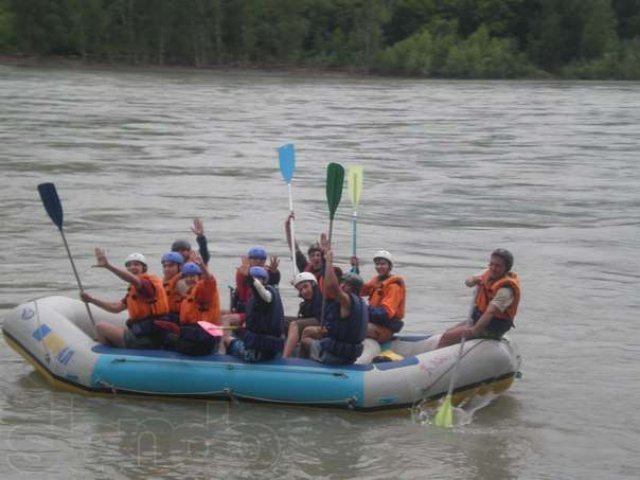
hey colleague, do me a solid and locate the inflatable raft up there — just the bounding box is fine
[2,296,521,411]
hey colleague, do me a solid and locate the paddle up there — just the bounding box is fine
[278,143,298,279]
[37,183,96,328]
[433,287,478,427]
[320,162,345,326]
[347,166,363,267]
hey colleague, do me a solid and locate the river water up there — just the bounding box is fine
[1,64,639,479]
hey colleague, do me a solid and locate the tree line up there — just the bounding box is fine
[1,0,639,79]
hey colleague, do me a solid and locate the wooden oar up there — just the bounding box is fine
[347,165,363,266]
[278,143,298,280]
[320,162,345,326]
[37,183,96,328]
[433,287,478,427]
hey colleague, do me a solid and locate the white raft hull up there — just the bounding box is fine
[2,296,521,411]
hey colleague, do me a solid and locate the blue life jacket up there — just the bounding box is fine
[297,286,323,319]
[244,284,284,357]
[320,293,368,363]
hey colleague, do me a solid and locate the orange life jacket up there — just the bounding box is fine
[125,274,170,321]
[163,274,184,314]
[179,275,221,325]
[475,270,521,322]
[362,274,406,320]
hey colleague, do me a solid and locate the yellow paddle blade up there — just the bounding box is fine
[348,165,363,208]
[433,395,454,428]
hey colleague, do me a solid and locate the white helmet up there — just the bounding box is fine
[373,250,393,266]
[124,252,147,267]
[293,272,317,286]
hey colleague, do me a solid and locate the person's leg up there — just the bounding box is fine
[282,321,299,358]
[300,326,323,358]
[436,325,465,348]
[366,323,393,343]
[96,323,126,348]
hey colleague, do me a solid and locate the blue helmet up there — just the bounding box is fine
[161,252,184,265]
[248,246,267,260]
[249,266,268,280]
[181,262,202,277]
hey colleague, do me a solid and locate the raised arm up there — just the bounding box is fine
[94,248,143,289]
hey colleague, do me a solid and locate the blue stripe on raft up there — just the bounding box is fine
[90,351,367,407]
[32,324,52,341]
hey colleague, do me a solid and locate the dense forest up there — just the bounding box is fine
[1,0,639,79]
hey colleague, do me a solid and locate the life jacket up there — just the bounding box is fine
[232,268,280,313]
[163,274,184,314]
[297,286,323,319]
[243,284,285,357]
[362,274,406,332]
[125,274,170,321]
[179,275,221,325]
[474,270,521,323]
[320,293,368,362]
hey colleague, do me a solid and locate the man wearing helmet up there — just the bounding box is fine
[352,250,406,343]
[299,250,368,365]
[81,248,169,348]
[155,256,221,356]
[282,272,323,358]
[160,251,185,321]
[225,246,281,325]
[437,248,521,348]
[224,266,285,362]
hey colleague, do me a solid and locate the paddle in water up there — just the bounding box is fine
[37,183,96,328]
[278,143,298,280]
[347,165,363,269]
[433,287,478,427]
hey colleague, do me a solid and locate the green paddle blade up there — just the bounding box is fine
[433,395,454,428]
[326,163,345,220]
[348,165,363,208]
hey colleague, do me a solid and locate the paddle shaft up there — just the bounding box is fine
[351,210,358,257]
[319,218,335,328]
[58,227,96,328]
[287,183,298,279]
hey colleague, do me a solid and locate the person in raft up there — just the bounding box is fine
[156,256,221,356]
[171,218,211,265]
[284,212,325,281]
[351,250,406,343]
[437,248,521,348]
[160,251,185,322]
[224,246,280,325]
[81,249,169,349]
[300,250,368,365]
[224,266,285,362]
[282,272,323,358]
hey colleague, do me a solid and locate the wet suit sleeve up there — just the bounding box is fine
[196,235,210,265]
[295,249,308,272]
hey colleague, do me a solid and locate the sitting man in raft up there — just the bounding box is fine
[224,266,285,362]
[438,248,521,348]
[300,250,368,365]
[155,256,221,356]
[81,249,169,349]
[352,250,406,343]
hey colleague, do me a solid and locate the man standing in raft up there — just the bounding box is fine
[81,249,169,348]
[352,250,406,343]
[438,248,521,348]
